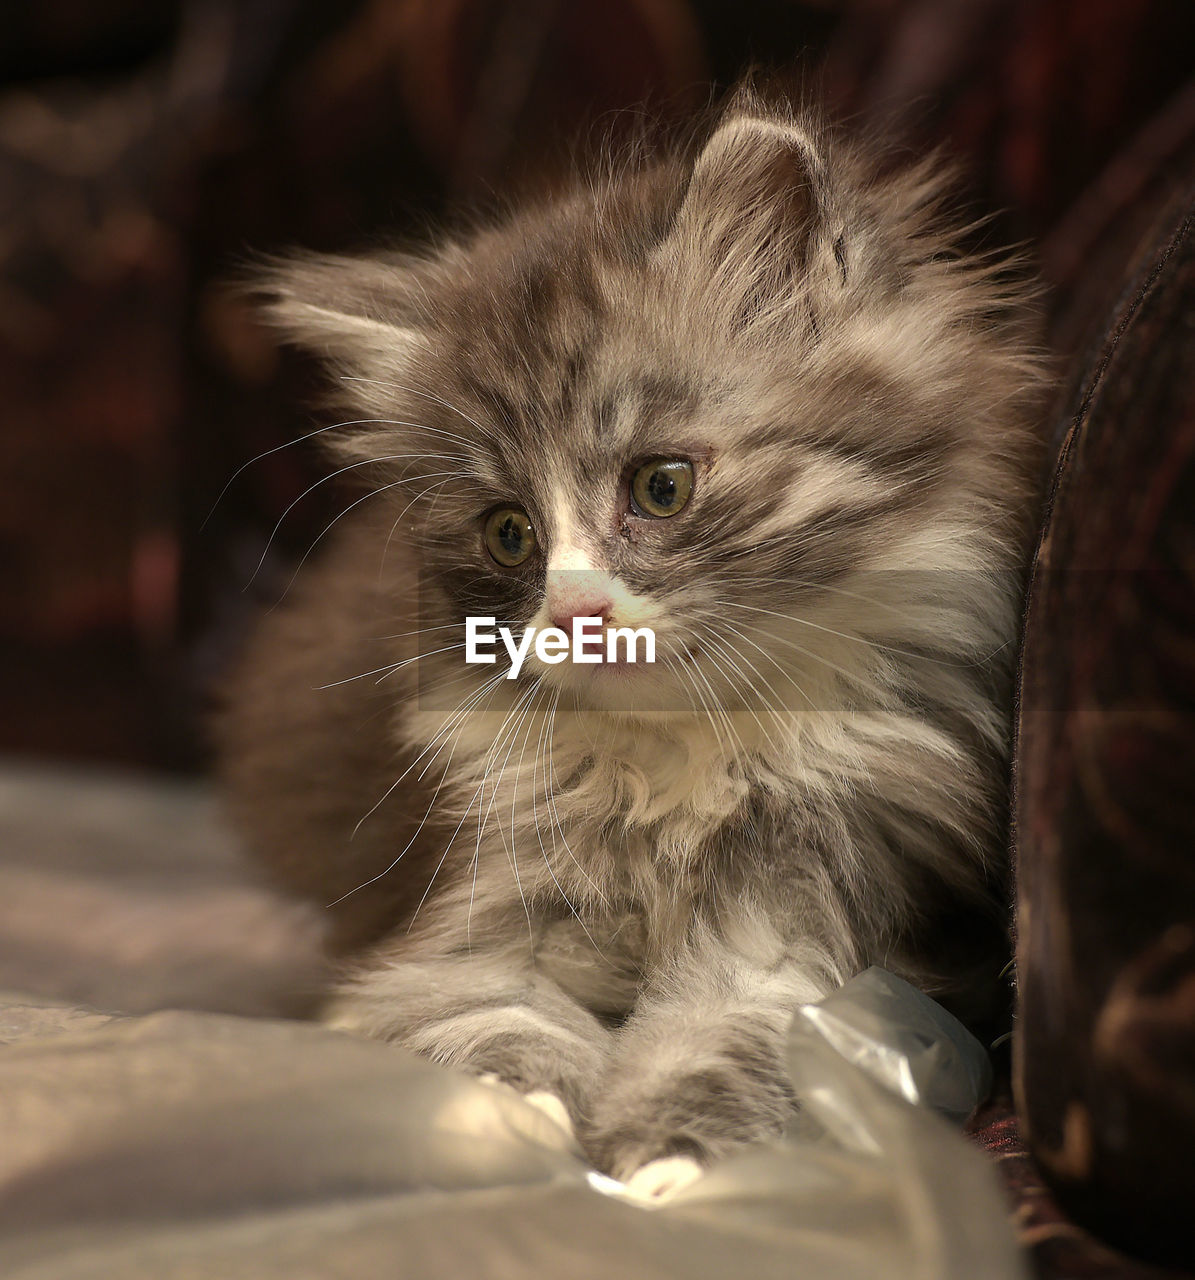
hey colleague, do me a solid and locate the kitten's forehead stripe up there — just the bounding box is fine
[632,375,702,423]
[551,488,572,551]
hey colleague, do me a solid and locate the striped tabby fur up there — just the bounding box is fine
[219,88,1048,1180]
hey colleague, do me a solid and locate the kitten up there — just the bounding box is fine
[218,88,1046,1185]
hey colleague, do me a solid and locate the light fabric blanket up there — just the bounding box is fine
[0,765,1023,1280]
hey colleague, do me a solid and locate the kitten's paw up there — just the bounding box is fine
[583,1054,794,1179]
[619,1155,705,1204]
[321,999,367,1035]
[476,1073,577,1141]
[522,1089,576,1139]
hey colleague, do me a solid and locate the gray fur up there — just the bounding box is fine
[218,90,1048,1177]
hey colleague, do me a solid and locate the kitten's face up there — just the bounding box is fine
[386,324,932,717]
[261,104,1038,717]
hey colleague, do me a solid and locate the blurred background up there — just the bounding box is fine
[2,0,1193,772]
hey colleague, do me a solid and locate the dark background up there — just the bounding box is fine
[2,0,1192,771]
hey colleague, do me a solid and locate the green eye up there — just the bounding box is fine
[630,458,693,518]
[484,506,536,567]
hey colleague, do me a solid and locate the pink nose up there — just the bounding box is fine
[550,596,612,634]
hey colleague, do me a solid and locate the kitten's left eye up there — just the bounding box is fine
[630,458,693,518]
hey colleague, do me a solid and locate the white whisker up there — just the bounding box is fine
[204,416,476,528]
[340,376,496,441]
[713,597,1007,670]
[348,670,508,843]
[270,471,467,606]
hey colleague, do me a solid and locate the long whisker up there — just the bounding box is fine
[706,570,939,625]
[415,673,514,784]
[377,641,472,686]
[530,687,604,953]
[349,669,508,840]
[272,471,466,606]
[248,451,441,586]
[403,778,488,930]
[340,376,496,441]
[371,620,515,642]
[712,603,900,693]
[712,616,820,713]
[543,692,610,907]
[475,679,544,945]
[327,671,509,906]
[689,644,749,759]
[314,641,468,690]
[664,633,740,754]
[690,621,785,753]
[375,461,498,583]
[507,685,550,938]
[205,415,480,529]
[713,597,1008,670]
[380,669,514,923]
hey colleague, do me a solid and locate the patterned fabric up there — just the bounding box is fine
[0,0,709,766]
[1013,182,1195,1270]
[968,1091,1182,1280]
[823,0,1195,263]
[825,11,1195,1269]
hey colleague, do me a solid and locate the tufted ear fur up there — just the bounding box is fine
[251,252,428,384]
[662,106,844,336]
[245,252,440,464]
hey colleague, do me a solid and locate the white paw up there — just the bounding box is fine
[475,1074,577,1143]
[321,1000,366,1034]
[522,1089,575,1139]
[618,1155,705,1204]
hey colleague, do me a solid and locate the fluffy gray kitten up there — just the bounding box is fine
[219,90,1046,1187]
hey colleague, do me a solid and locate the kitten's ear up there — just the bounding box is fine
[665,109,841,332]
[250,253,426,380]
[245,253,455,469]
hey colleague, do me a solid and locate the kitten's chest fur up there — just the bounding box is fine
[406,699,765,1009]
[421,694,762,876]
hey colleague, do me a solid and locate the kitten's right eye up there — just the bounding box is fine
[484,507,536,567]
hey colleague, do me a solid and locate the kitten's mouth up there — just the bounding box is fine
[477,612,705,712]
[536,634,706,717]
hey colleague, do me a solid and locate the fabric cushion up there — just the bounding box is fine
[1014,182,1195,1268]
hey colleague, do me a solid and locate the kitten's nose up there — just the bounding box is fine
[549,594,612,634]
[545,548,613,632]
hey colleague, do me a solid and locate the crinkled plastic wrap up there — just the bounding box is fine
[418,966,1021,1280]
[580,967,1021,1280]
[0,971,1022,1280]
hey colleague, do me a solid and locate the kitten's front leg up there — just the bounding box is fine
[327,938,613,1120]
[582,928,840,1182]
